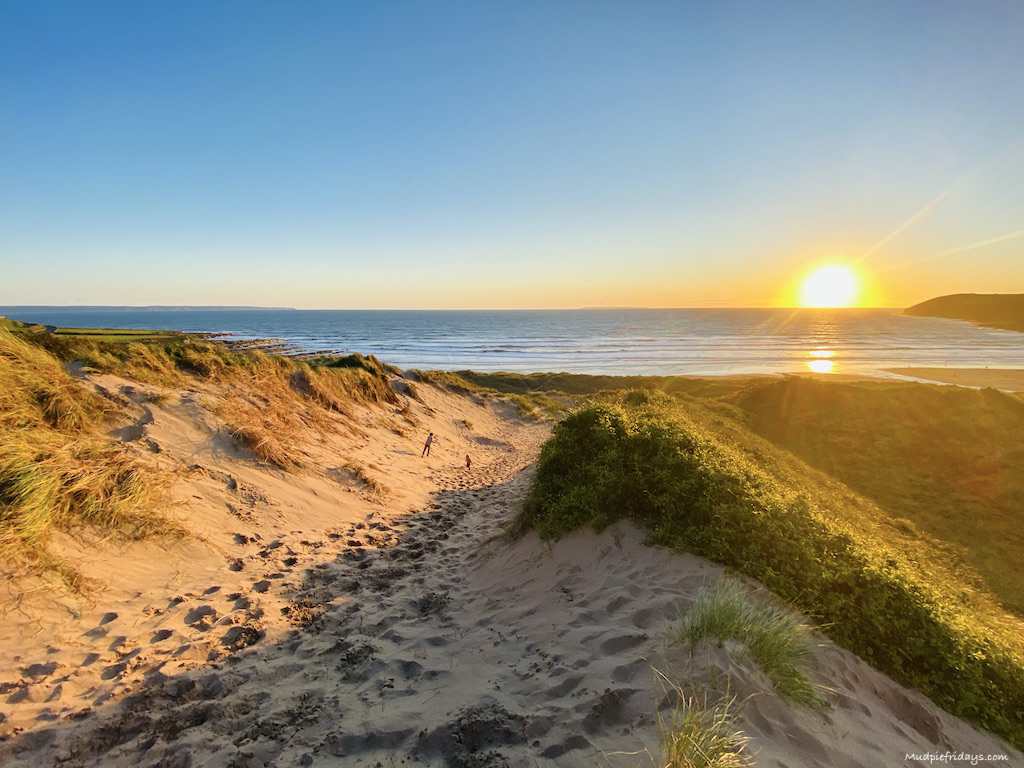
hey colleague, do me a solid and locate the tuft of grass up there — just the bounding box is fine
[655,675,752,768]
[343,461,390,498]
[146,391,171,406]
[507,393,540,419]
[226,422,303,470]
[317,352,400,377]
[398,404,419,426]
[404,380,421,401]
[674,580,824,708]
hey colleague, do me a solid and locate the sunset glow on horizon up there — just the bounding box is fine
[1,4,1021,310]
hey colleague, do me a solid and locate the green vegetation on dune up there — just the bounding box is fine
[453,369,759,400]
[733,376,1024,615]
[0,315,184,342]
[410,369,568,419]
[905,293,1024,333]
[413,368,764,421]
[518,390,1024,748]
[0,316,46,333]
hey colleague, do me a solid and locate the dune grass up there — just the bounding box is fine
[655,674,752,768]
[673,580,824,708]
[518,389,1024,749]
[0,329,172,582]
[1,327,408,582]
[451,369,759,400]
[19,331,403,470]
[412,369,570,418]
[0,316,48,333]
[212,354,399,468]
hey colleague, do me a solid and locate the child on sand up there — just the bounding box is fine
[422,432,435,457]
[465,454,471,469]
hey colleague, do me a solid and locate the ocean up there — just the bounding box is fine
[2,307,1022,377]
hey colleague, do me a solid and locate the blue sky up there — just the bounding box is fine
[2,1,1022,308]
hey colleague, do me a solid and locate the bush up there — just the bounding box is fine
[521,394,1024,748]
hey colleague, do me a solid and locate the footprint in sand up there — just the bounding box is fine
[184,606,218,629]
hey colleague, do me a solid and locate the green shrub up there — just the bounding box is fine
[522,394,1024,748]
[734,376,1024,614]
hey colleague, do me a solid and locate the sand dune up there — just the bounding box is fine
[1,370,1020,767]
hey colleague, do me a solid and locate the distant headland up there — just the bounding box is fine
[904,293,1024,333]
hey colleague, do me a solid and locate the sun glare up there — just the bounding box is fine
[798,265,860,308]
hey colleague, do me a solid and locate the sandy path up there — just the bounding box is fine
[5,458,1020,767]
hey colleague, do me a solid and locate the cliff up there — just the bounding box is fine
[905,293,1024,332]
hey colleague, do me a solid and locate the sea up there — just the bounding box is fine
[3,307,1023,378]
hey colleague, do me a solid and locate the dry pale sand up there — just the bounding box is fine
[883,367,1024,392]
[1,369,1021,767]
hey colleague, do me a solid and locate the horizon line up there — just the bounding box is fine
[1,304,908,312]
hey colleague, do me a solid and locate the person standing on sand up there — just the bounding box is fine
[422,432,435,457]
[465,454,471,469]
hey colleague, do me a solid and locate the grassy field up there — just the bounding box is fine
[516,388,1024,749]
[1,315,184,342]
[409,369,571,419]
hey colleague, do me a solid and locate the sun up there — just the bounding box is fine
[798,264,860,308]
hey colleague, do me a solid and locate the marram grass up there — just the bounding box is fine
[654,673,752,768]
[1,327,407,583]
[674,580,824,708]
[0,329,172,580]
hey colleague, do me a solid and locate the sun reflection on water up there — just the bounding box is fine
[807,348,835,373]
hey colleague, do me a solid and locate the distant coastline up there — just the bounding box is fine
[904,293,1024,333]
[3,306,1022,376]
[0,305,295,312]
